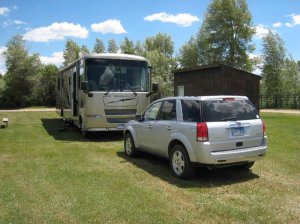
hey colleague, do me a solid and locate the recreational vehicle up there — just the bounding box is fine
[56,53,158,136]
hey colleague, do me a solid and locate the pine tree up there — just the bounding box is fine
[63,39,80,66]
[107,39,118,53]
[93,38,105,53]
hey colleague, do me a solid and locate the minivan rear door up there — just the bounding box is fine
[202,98,264,151]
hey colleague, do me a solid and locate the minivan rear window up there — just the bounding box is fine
[202,99,259,122]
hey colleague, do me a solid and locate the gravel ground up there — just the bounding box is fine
[260,109,300,114]
[0,108,56,112]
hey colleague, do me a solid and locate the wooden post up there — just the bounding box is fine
[2,118,8,128]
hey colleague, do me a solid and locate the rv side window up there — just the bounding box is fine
[79,59,85,81]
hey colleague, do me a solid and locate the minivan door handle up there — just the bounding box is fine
[148,124,153,129]
[166,126,172,130]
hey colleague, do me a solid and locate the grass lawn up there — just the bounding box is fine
[0,111,299,223]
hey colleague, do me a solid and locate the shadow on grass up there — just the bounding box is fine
[117,151,259,188]
[41,118,123,142]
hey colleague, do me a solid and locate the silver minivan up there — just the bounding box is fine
[124,96,267,179]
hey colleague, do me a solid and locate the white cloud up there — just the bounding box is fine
[0,46,7,74]
[14,20,26,25]
[40,51,64,67]
[23,22,89,42]
[0,7,10,15]
[91,19,126,34]
[285,13,300,27]
[12,5,18,10]
[2,20,10,28]
[144,12,200,27]
[273,22,282,28]
[254,24,270,39]
[249,53,263,75]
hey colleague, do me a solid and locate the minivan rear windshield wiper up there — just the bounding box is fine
[219,116,238,121]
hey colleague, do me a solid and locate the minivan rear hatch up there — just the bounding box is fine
[202,97,264,151]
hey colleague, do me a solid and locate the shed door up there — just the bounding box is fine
[177,86,184,96]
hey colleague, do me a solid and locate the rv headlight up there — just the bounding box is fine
[86,115,103,119]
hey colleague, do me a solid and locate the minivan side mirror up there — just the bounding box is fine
[135,114,143,121]
[81,81,87,91]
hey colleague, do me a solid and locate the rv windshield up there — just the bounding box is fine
[86,58,149,92]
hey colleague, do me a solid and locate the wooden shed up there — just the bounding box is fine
[173,64,262,109]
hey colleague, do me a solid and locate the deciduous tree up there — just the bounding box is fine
[1,35,42,108]
[261,31,286,96]
[196,0,255,71]
[144,33,176,97]
[145,33,174,58]
[178,36,198,68]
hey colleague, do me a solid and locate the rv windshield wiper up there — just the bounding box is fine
[219,116,238,121]
[128,86,137,96]
[104,88,111,95]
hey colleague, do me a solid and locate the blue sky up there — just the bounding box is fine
[0,0,300,74]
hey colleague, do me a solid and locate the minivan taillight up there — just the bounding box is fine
[197,122,208,142]
[262,120,266,136]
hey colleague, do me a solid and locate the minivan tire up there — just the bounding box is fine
[170,145,195,179]
[124,133,138,157]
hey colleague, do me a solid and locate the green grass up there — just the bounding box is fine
[0,111,299,223]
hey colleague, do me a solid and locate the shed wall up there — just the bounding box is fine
[174,65,260,109]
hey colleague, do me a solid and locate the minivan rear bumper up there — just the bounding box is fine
[193,138,267,165]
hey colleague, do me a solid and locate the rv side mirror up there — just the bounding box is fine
[81,81,87,90]
[135,114,143,121]
[152,83,159,92]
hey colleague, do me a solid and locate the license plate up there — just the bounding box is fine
[231,127,245,136]
[117,123,125,129]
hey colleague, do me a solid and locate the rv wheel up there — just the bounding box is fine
[79,117,89,138]
[82,130,89,138]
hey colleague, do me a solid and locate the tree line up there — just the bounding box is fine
[0,0,299,109]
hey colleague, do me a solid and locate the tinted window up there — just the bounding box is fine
[143,102,162,121]
[159,100,176,120]
[203,99,259,122]
[181,100,201,122]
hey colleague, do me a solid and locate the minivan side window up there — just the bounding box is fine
[159,100,177,120]
[181,100,201,122]
[143,102,162,121]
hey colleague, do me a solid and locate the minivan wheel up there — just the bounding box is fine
[170,145,195,179]
[124,133,138,157]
